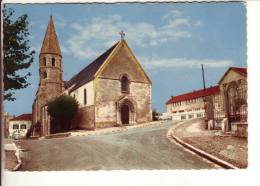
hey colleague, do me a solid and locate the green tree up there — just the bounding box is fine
[47,95,79,133]
[3,7,35,101]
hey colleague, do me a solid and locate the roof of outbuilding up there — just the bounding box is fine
[10,114,32,121]
[230,67,247,76]
[65,42,119,91]
[166,85,220,105]
[218,67,247,84]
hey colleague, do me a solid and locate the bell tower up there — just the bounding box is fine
[32,16,63,136]
[39,15,63,94]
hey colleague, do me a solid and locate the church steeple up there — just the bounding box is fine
[37,15,63,94]
[40,16,61,56]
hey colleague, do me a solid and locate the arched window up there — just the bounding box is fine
[43,57,47,66]
[52,58,55,66]
[84,89,87,105]
[121,75,129,93]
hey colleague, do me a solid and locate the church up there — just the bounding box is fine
[32,16,152,136]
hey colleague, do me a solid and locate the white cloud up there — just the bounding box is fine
[64,12,202,60]
[141,56,234,70]
[162,10,184,20]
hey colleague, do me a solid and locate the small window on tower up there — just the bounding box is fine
[52,58,55,66]
[44,57,47,66]
[43,71,47,79]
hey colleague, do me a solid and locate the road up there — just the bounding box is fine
[16,121,217,171]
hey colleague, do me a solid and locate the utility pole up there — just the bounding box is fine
[201,64,208,129]
[201,64,206,89]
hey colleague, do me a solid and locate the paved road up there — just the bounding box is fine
[16,121,217,171]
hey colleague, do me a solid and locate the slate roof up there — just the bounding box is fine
[10,114,32,121]
[40,16,61,56]
[65,42,119,91]
[166,85,220,105]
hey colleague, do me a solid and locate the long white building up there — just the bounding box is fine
[165,86,220,121]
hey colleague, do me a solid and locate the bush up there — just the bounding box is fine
[47,95,78,133]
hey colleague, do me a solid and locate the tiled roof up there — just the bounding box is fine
[230,67,247,76]
[65,42,119,91]
[166,85,220,105]
[10,114,32,121]
[40,16,61,56]
[218,67,247,84]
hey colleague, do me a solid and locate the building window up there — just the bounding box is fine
[52,58,56,66]
[121,75,129,93]
[43,71,47,79]
[188,114,194,119]
[84,89,87,105]
[181,115,186,120]
[43,57,47,66]
[20,124,26,129]
[13,124,19,129]
[197,114,202,118]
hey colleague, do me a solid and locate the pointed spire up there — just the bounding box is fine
[40,16,61,56]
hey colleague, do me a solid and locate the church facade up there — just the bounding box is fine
[32,17,152,136]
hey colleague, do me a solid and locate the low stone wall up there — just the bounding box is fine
[232,122,248,138]
[71,106,95,130]
[208,118,248,138]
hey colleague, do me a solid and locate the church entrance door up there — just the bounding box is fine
[121,104,130,125]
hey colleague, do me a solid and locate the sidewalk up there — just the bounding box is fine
[171,119,248,168]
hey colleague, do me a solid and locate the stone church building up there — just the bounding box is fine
[32,16,152,136]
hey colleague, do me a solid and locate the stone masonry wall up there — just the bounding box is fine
[94,43,152,127]
[95,79,152,127]
[32,54,64,136]
[71,105,95,130]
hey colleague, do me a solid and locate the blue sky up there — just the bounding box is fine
[4,2,246,115]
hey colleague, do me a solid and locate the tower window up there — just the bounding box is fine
[43,57,47,66]
[52,58,55,66]
[43,71,47,79]
[84,89,87,105]
[121,75,129,93]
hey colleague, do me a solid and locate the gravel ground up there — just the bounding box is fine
[173,119,248,168]
[4,151,17,171]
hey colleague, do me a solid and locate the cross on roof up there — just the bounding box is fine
[119,30,125,40]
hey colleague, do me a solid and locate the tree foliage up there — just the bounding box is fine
[3,7,35,101]
[47,95,79,133]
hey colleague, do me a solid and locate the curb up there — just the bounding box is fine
[167,124,238,169]
[12,142,23,171]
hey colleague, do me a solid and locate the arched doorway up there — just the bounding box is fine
[117,98,136,125]
[121,104,130,124]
